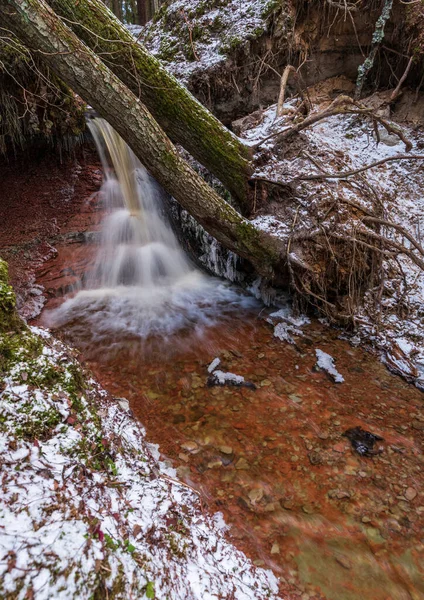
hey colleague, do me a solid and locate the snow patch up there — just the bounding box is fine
[315,349,345,383]
[0,326,281,599]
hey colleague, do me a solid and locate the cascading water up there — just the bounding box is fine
[46,119,257,350]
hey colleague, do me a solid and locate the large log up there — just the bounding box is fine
[0,0,283,277]
[46,0,253,211]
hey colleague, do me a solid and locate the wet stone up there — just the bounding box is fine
[328,489,351,500]
[308,451,322,466]
[288,394,303,404]
[405,487,417,501]
[220,454,234,466]
[248,488,264,504]
[235,457,250,470]
[207,459,223,469]
[181,441,199,453]
[271,543,280,555]
[218,445,233,455]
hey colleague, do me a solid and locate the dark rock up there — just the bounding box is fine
[343,426,384,456]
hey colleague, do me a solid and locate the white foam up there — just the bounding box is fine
[46,120,257,342]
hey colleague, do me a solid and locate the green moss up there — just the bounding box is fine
[261,0,283,19]
[166,532,188,559]
[47,0,252,210]
[157,38,179,62]
[14,405,63,441]
[0,259,25,334]
[219,34,245,55]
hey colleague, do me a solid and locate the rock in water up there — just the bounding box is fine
[343,426,384,456]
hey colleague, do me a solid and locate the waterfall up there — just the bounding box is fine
[87,118,197,291]
[46,119,256,346]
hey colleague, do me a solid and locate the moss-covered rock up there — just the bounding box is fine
[0,258,25,334]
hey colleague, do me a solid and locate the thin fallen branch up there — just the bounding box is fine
[326,0,359,10]
[255,95,413,150]
[362,216,424,258]
[276,65,296,117]
[390,55,414,103]
[250,154,424,189]
[288,154,424,181]
[352,227,424,271]
[181,9,199,62]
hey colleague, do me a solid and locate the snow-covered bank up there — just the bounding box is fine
[0,324,280,599]
[136,0,280,83]
[238,88,424,389]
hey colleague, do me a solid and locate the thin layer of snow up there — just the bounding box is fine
[250,215,291,239]
[207,357,221,373]
[138,0,278,83]
[315,349,345,383]
[267,307,310,345]
[211,369,245,385]
[242,97,424,388]
[0,326,281,599]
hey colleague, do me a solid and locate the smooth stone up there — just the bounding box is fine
[219,445,233,455]
[334,554,352,570]
[288,394,303,403]
[176,466,191,479]
[260,379,272,387]
[181,441,199,453]
[207,459,223,469]
[271,543,280,555]
[264,502,279,512]
[405,487,417,501]
[248,488,264,504]
[235,457,250,470]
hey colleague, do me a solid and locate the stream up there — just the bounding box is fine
[26,123,424,600]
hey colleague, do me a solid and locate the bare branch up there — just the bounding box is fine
[255,95,413,150]
[289,154,424,181]
[276,65,296,117]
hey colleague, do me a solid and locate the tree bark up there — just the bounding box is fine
[137,0,148,25]
[111,0,122,21]
[0,0,283,277]
[45,0,253,211]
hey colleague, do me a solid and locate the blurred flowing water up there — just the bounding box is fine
[46,119,257,353]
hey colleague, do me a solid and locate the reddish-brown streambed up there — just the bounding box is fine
[2,151,424,600]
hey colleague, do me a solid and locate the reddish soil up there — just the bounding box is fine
[1,152,424,600]
[0,148,103,318]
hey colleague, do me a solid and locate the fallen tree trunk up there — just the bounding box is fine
[46,0,253,211]
[0,0,283,277]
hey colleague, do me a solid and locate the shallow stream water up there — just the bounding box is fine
[36,124,424,600]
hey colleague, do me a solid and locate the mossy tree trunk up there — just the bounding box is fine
[46,0,254,212]
[0,0,284,277]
